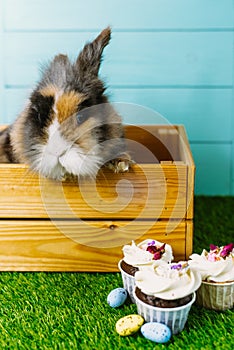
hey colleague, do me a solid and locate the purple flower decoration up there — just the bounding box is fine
[220,243,233,258]
[171,263,182,270]
[147,240,156,246]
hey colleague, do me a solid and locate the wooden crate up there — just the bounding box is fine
[0,125,195,271]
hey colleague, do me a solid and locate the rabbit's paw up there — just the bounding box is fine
[106,155,134,173]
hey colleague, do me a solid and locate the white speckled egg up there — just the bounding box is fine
[141,322,171,343]
[116,314,144,336]
[107,288,128,308]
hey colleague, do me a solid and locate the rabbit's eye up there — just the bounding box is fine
[76,108,91,125]
[76,99,93,125]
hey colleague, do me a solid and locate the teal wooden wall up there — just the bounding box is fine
[0,0,233,195]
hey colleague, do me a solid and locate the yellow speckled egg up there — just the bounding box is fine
[115,314,144,336]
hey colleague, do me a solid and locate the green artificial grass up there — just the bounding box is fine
[0,196,233,349]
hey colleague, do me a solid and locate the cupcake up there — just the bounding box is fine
[133,261,201,334]
[118,239,173,303]
[189,243,234,311]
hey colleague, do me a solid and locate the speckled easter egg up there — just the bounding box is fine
[116,314,144,336]
[141,322,171,343]
[107,288,128,308]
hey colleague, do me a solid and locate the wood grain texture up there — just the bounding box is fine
[0,163,188,219]
[177,125,195,219]
[0,219,188,271]
[185,220,193,259]
[0,125,193,220]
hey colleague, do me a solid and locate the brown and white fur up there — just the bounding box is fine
[0,27,131,180]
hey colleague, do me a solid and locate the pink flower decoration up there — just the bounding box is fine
[146,243,166,260]
[153,252,162,260]
[207,252,217,262]
[207,243,233,261]
[220,243,234,258]
[210,244,218,251]
[146,245,157,254]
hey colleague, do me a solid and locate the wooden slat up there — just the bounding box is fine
[3,32,233,87]
[4,0,233,30]
[0,124,193,218]
[125,124,181,162]
[0,163,188,219]
[0,219,187,271]
[185,220,193,259]
[177,125,195,219]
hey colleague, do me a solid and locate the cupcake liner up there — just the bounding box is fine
[196,281,234,311]
[118,260,136,303]
[133,290,196,335]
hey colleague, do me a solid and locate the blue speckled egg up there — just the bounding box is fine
[107,288,128,308]
[141,322,171,343]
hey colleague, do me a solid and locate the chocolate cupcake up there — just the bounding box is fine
[133,262,201,334]
[135,287,193,308]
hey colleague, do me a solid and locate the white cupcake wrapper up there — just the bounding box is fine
[118,260,136,303]
[196,281,234,311]
[133,290,196,335]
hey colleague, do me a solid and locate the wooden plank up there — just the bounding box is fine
[0,125,192,218]
[4,88,233,143]
[191,143,232,195]
[0,163,188,219]
[4,0,233,30]
[3,32,233,87]
[177,125,195,219]
[0,219,187,271]
[125,124,181,162]
[185,220,193,259]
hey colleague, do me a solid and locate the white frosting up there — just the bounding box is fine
[189,249,234,282]
[122,239,173,267]
[135,262,201,300]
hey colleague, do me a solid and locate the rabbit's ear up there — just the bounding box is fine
[40,54,73,89]
[76,27,111,78]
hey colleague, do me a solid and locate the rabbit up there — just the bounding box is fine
[0,27,132,180]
